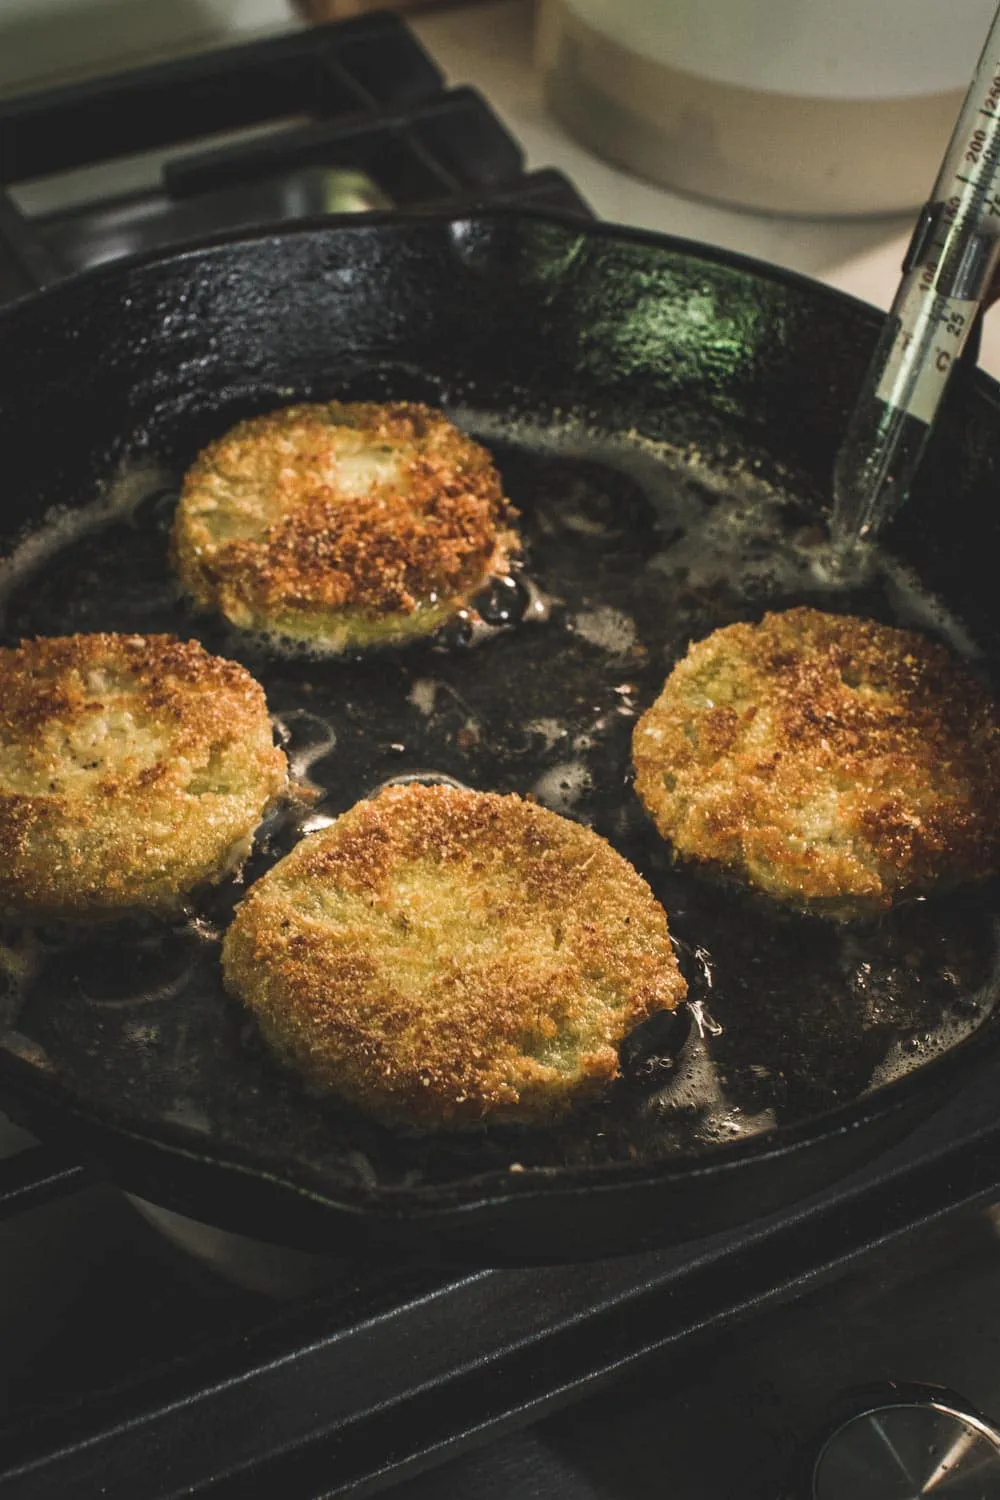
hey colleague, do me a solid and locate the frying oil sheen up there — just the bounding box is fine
[0,414,995,1187]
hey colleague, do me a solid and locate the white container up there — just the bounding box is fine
[537,0,1000,216]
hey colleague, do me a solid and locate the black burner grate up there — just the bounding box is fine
[0,11,588,299]
[3,1122,1000,1499]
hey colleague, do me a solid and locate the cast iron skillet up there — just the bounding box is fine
[0,209,999,1264]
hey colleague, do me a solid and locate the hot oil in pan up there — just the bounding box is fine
[0,418,996,1190]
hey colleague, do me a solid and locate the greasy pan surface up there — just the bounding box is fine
[1,211,1000,1262]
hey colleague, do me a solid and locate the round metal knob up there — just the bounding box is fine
[812,1395,1000,1499]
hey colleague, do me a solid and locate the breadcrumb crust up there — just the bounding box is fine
[0,633,287,915]
[172,401,519,651]
[222,783,686,1129]
[632,607,1000,918]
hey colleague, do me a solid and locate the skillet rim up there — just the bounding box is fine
[0,205,998,1222]
[0,203,946,356]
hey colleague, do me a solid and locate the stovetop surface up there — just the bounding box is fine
[6,1167,1000,1499]
[390,1203,1000,1500]
[3,13,1000,1500]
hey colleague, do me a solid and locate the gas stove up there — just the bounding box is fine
[4,15,1000,1500]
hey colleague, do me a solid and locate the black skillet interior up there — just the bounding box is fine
[1,210,1000,1262]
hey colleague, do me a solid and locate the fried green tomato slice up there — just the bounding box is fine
[222,783,686,1129]
[171,401,519,652]
[632,607,1000,919]
[0,633,287,916]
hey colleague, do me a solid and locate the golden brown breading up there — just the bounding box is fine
[0,633,287,916]
[632,607,1000,918]
[222,783,686,1129]
[171,401,519,652]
